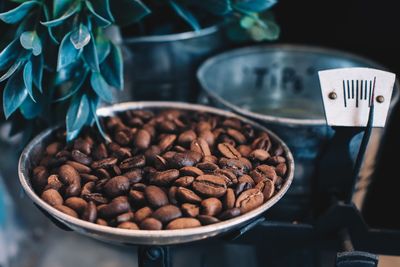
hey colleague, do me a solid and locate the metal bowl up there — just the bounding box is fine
[18,102,294,245]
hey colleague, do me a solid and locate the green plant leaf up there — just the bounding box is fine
[90,71,113,102]
[0,1,39,24]
[0,39,21,70]
[85,1,111,27]
[82,33,100,72]
[43,5,60,44]
[100,42,123,90]
[20,31,42,56]
[91,0,114,22]
[109,0,150,26]
[235,0,277,12]
[41,1,80,27]
[0,60,23,82]
[248,17,280,41]
[96,33,110,63]
[70,24,91,49]
[20,96,41,119]
[53,0,74,17]
[89,96,109,141]
[169,0,200,31]
[54,69,88,102]
[23,60,35,102]
[57,32,80,71]
[3,70,28,118]
[32,53,43,92]
[66,94,90,136]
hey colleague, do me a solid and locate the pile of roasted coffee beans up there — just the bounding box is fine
[32,109,289,230]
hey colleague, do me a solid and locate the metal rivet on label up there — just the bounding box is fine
[376,95,384,103]
[328,92,337,100]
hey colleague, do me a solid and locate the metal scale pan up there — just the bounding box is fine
[18,102,294,245]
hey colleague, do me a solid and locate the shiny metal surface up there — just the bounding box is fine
[197,45,399,219]
[19,102,294,245]
[123,25,229,102]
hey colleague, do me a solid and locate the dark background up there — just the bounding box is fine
[1,0,399,228]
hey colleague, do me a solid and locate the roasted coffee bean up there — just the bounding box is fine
[66,161,91,174]
[54,205,78,218]
[134,129,151,150]
[149,169,180,186]
[118,222,139,230]
[219,158,248,177]
[251,136,271,151]
[261,179,275,200]
[174,176,194,187]
[180,166,204,177]
[219,208,241,220]
[96,218,108,226]
[168,151,202,168]
[120,155,146,169]
[41,189,63,206]
[129,190,146,206]
[227,128,246,144]
[196,162,219,173]
[199,130,215,147]
[223,188,236,209]
[173,145,186,153]
[98,196,130,219]
[249,149,270,161]
[134,207,153,223]
[238,174,255,186]
[192,175,227,197]
[235,182,252,196]
[145,186,169,208]
[275,163,287,177]
[93,143,108,160]
[154,155,168,170]
[65,197,87,214]
[202,155,218,164]
[190,138,211,156]
[115,211,134,224]
[178,130,197,146]
[197,215,220,225]
[214,169,238,186]
[144,145,162,163]
[94,168,111,180]
[181,203,200,217]
[176,187,202,203]
[235,189,264,213]
[71,150,92,165]
[267,156,286,165]
[122,169,142,184]
[104,176,130,198]
[32,166,48,191]
[271,144,284,156]
[168,186,178,205]
[95,179,108,192]
[158,134,176,152]
[114,147,132,159]
[140,218,163,230]
[152,205,182,223]
[222,118,241,130]
[132,183,147,191]
[196,121,212,132]
[45,174,63,191]
[83,193,109,205]
[46,142,62,156]
[91,157,118,169]
[82,201,97,222]
[115,130,132,145]
[166,218,201,230]
[201,198,222,216]
[250,165,277,183]
[80,174,98,183]
[73,138,92,155]
[81,181,95,196]
[58,164,81,197]
[237,145,252,158]
[111,165,122,176]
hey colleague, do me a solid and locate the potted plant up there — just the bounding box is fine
[0,0,279,142]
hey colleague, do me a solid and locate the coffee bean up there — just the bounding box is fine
[134,129,151,150]
[192,175,227,197]
[168,151,202,168]
[219,158,248,177]
[238,174,255,187]
[249,149,270,161]
[196,121,212,132]
[178,130,197,146]
[94,168,111,180]
[73,138,92,155]
[199,130,215,147]
[227,128,246,144]
[98,196,130,219]
[144,146,161,163]
[145,186,169,208]
[176,187,202,203]
[222,118,241,130]
[197,215,220,225]
[82,201,97,222]
[71,150,92,165]
[271,144,284,156]
[118,222,139,230]
[80,174,98,183]
[179,166,203,177]
[168,186,178,205]
[154,155,168,171]
[181,203,200,217]
[202,155,218,164]
[91,157,118,169]
[219,208,241,220]
[251,136,271,151]
[190,138,211,156]
[140,218,163,230]
[267,156,286,165]
[115,211,134,224]
[54,205,78,218]
[214,169,238,186]
[158,134,176,152]
[235,182,252,196]
[96,218,108,226]
[223,188,235,209]
[58,164,81,184]
[65,197,87,214]
[45,174,63,191]
[174,176,194,187]
[235,189,264,213]
[46,142,62,156]
[120,155,146,169]
[123,169,143,184]
[237,145,252,158]
[66,161,91,174]
[129,190,146,206]
[134,207,153,223]
[250,165,277,183]
[41,189,63,206]
[104,176,130,198]
[149,169,180,186]
[92,143,108,160]
[114,147,133,159]
[82,193,109,205]
[196,162,219,173]
[32,166,48,191]
[115,129,132,145]
[131,183,147,191]
[152,205,182,223]
[275,163,287,176]
[201,198,222,216]
[166,218,201,230]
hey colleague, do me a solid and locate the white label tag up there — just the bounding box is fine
[318,67,396,127]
